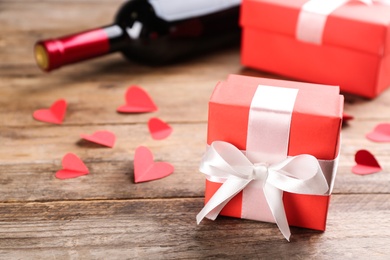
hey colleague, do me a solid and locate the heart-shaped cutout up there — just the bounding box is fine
[55,153,89,179]
[342,113,354,123]
[148,117,173,140]
[366,123,390,142]
[352,150,382,175]
[134,146,174,183]
[80,130,116,148]
[33,99,67,124]
[117,85,157,113]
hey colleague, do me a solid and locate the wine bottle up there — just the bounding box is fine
[34,0,241,72]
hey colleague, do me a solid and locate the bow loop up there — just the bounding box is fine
[267,154,329,195]
[200,141,256,180]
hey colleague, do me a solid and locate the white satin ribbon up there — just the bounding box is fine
[196,141,329,241]
[243,85,298,224]
[246,86,298,164]
[148,0,240,21]
[296,0,377,44]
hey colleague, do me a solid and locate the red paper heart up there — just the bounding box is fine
[55,153,89,179]
[352,150,382,175]
[80,130,116,148]
[134,146,174,183]
[148,117,173,140]
[342,113,354,122]
[366,123,390,142]
[117,85,157,113]
[33,99,67,124]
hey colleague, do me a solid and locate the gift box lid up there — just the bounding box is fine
[207,75,343,160]
[240,0,390,56]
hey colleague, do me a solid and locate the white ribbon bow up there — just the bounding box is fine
[196,141,329,241]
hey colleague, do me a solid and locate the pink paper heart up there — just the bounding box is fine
[117,85,158,113]
[55,153,89,179]
[352,150,382,175]
[80,130,116,148]
[366,123,390,142]
[134,146,174,183]
[33,99,67,124]
[148,117,173,140]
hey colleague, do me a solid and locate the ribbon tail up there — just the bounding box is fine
[197,177,251,224]
[264,183,291,241]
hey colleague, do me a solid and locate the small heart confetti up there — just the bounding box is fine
[117,85,157,113]
[55,153,89,179]
[134,146,174,183]
[80,130,116,148]
[352,150,382,175]
[33,99,67,124]
[366,123,390,142]
[342,113,354,123]
[148,117,173,140]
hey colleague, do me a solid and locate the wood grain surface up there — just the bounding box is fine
[1,1,390,259]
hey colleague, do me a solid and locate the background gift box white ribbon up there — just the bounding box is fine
[296,0,389,45]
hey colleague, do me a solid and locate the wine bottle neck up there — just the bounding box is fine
[35,24,127,72]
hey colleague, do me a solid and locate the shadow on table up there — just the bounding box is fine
[192,216,324,258]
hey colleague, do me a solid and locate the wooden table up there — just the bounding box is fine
[1,1,390,259]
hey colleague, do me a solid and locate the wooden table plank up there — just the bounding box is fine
[2,56,390,127]
[0,195,389,259]
[0,54,237,127]
[1,119,390,202]
[1,73,390,201]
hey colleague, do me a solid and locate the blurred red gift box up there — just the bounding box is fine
[240,0,390,98]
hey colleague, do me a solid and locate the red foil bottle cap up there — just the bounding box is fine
[34,28,110,72]
[34,40,64,71]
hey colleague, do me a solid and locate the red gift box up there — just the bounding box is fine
[198,74,343,239]
[240,0,390,98]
